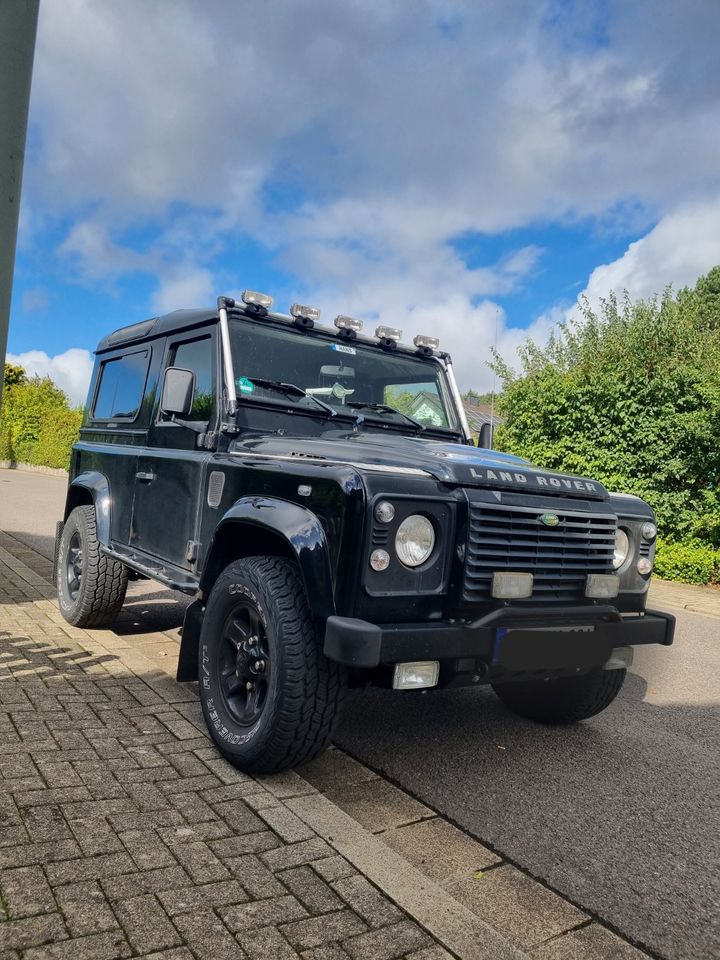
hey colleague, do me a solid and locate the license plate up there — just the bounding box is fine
[493,625,611,672]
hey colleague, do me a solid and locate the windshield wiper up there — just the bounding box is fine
[347,401,426,432]
[243,378,337,418]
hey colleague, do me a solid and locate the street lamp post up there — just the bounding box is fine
[0,0,39,411]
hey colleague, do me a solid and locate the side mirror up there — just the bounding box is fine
[161,367,195,417]
[478,422,493,449]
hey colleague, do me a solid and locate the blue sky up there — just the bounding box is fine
[9,0,720,403]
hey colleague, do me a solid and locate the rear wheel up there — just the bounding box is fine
[198,556,346,773]
[492,667,626,724]
[56,505,128,627]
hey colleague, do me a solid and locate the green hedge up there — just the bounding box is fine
[653,539,719,585]
[1,367,82,470]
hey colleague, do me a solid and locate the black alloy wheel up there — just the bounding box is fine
[198,556,347,773]
[218,601,271,726]
[66,532,84,601]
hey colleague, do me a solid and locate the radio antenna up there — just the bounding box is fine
[488,308,499,449]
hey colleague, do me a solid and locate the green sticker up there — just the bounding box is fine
[237,376,255,395]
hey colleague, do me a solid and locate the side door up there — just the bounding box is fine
[130,329,218,572]
[83,347,152,546]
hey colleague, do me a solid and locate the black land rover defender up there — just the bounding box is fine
[56,292,674,772]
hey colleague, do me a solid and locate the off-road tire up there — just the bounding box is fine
[56,506,128,627]
[198,556,346,773]
[492,667,626,724]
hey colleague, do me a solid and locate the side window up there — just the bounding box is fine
[165,336,215,422]
[93,350,149,421]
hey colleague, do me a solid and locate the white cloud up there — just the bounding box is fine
[7,349,94,406]
[60,220,151,281]
[583,196,720,307]
[151,266,215,314]
[17,0,720,386]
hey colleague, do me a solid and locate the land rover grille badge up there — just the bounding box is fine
[539,512,560,527]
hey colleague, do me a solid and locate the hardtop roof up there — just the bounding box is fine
[95,308,216,353]
[95,305,448,366]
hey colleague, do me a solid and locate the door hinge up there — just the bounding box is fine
[186,540,200,563]
[197,431,218,451]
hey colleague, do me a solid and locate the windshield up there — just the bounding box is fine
[228,318,460,432]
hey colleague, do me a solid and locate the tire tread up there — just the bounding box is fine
[57,506,128,628]
[200,556,346,773]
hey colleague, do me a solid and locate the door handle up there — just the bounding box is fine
[136,471,156,482]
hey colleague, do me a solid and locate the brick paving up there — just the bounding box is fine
[0,550,446,960]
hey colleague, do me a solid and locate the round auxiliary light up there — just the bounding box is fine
[375,501,395,524]
[395,515,435,568]
[370,549,390,572]
[613,528,630,570]
[637,557,653,576]
[641,521,657,542]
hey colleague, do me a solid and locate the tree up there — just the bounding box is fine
[493,268,720,551]
[3,362,26,389]
[0,369,81,469]
[462,389,496,405]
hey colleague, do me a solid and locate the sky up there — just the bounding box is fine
[8,0,720,405]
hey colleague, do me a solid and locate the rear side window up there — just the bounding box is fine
[93,350,149,421]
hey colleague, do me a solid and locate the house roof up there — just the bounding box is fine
[407,391,503,432]
[462,400,503,431]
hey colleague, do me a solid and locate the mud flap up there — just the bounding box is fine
[52,520,64,585]
[176,598,205,682]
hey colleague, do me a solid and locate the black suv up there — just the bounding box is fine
[55,292,674,772]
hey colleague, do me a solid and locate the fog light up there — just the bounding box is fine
[641,521,657,541]
[637,558,653,575]
[290,303,321,321]
[370,549,390,571]
[413,334,440,350]
[375,501,395,524]
[492,572,533,599]
[586,574,620,599]
[335,314,363,333]
[375,325,402,342]
[241,289,274,309]
[392,661,440,690]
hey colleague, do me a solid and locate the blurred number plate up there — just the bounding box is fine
[494,624,611,672]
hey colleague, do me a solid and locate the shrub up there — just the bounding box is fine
[653,539,719,585]
[493,267,720,560]
[0,421,14,461]
[32,407,83,469]
[1,365,82,470]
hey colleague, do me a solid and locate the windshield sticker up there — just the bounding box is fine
[236,376,255,394]
[332,343,356,355]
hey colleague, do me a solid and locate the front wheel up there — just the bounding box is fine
[198,556,346,773]
[492,667,626,724]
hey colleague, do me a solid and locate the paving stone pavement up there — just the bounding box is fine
[0,550,451,960]
[0,528,657,960]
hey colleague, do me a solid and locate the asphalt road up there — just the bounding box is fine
[2,468,718,960]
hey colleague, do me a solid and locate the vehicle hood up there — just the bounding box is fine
[231,431,609,500]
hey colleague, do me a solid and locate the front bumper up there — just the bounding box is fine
[324,604,675,669]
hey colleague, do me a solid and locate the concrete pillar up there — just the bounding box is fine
[0,0,39,410]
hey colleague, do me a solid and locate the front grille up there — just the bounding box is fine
[464,501,617,603]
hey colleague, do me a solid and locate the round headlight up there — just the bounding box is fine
[637,557,653,576]
[641,521,657,542]
[613,528,630,570]
[395,515,435,567]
